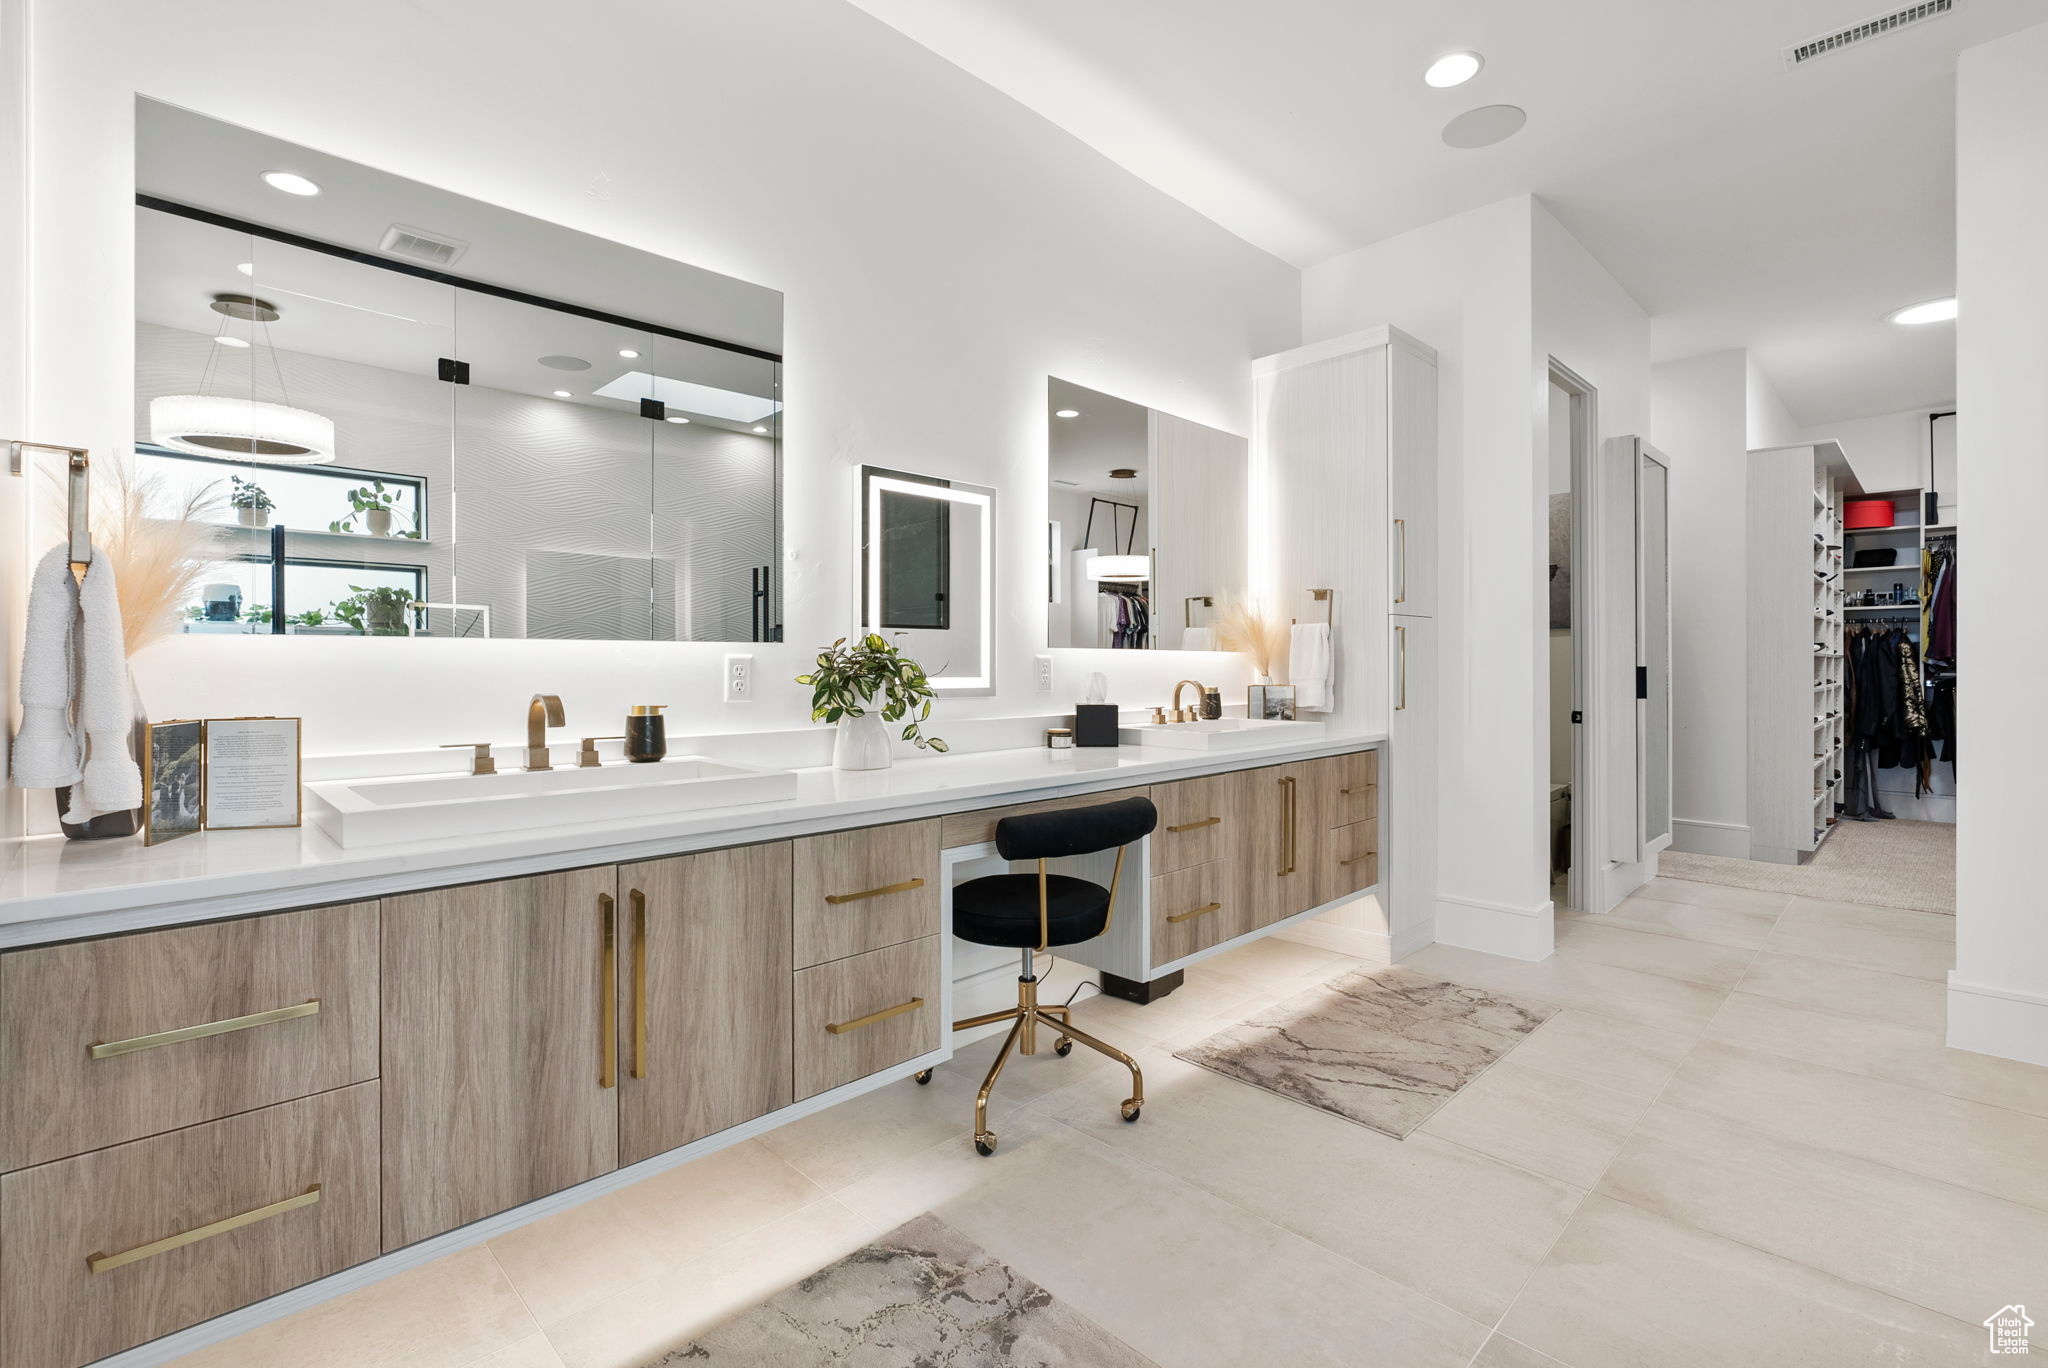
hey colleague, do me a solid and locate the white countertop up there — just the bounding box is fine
[0,730,1386,947]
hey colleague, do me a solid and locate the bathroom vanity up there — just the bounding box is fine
[0,731,1384,1368]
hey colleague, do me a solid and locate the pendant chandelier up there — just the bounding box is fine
[149,293,336,465]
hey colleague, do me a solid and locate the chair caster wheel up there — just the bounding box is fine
[1120,1101,1142,1123]
[913,1069,933,1085]
[974,1134,998,1156]
[1054,1039,1074,1057]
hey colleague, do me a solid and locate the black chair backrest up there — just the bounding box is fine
[995,796,1158,862]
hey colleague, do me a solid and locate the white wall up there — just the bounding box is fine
[1952,19,2048,1066]
[1744,356,1800,450]
[0,0,25,838]
[1796,405,1950,496]
[5,0,1296,796]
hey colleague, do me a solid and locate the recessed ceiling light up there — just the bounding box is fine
[235,262,254,276]
[618,348,640,359]
[213,335,251,348]
[1055,409,1080,418]
[260,170,321,197]
[1888,297,1957,325]
[665,415,690,424]
[1442,104,1526,149]
[752,425,769,434]
[552,390,572,398]
[1424,51,1483,88]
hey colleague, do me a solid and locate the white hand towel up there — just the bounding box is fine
[10,545,83,790]
[1290,623,1333,712]
[1180,626,1218,651]
[65,549,142,822]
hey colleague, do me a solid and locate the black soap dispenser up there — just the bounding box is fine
[626,705,668,763]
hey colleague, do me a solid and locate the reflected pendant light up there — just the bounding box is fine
[1088,554,1151,583]
[149,293,336,464]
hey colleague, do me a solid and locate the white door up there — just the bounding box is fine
[1599,437,1640,868]
[1637,444,1674,853]
[1386,615,1437,951]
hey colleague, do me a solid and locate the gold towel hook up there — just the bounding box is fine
[8,439,92,579]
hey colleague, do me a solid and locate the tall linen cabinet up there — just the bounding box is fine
[1253,326,1438,960]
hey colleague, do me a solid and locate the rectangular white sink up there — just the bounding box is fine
[307,755,797,849]
[1119,718,1327,750]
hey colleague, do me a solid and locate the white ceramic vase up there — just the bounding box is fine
[365,508,393,537]
[833,713,893,771]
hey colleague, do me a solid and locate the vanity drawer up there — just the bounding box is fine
[794,820,939,968]
[1149,860,1236,967]
[1320,818,1380,904]
[1309,750,1378,829]
[0,1083,380,1368]
[938,786,1150,849]
[0,901,380,1172]
[793,936,942,1100]
[1150,775,1232,874]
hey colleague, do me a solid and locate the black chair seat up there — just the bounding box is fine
[953,873,1111,949]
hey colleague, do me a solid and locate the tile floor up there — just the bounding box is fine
[169,880,2044,1368]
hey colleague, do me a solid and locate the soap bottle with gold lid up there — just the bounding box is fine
[626,705,668,763]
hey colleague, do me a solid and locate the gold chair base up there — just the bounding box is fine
[946,974,1144,1156]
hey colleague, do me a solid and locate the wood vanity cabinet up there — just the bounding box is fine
[791,820,940,968]
[617,843,794,1165]
[1149,775,1232,874]
[1229,761,1326,930]
[379,867,621,1250]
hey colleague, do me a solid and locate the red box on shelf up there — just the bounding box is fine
[1844,499,1895,529]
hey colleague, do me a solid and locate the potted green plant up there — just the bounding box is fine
[329,481,417,538]
[795,634,947,770]
[334,585,415,636]
[229,475,274,528]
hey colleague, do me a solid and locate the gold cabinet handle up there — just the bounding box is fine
[1277,776,1297,876]
[598,892,618,1089]
[1166,902,1223,924]
[1166,816,1221,833]
[1394,518,1408,604]
[824,877,926,905]
[89,1000,321,1060]
[825,996,925,1035]
[1339,853,1375,867]
[87,1184,321,1274]
[1396,625,1408,712]
[629,888,648,1081]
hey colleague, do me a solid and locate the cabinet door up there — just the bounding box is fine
[792,820,939,969]
[1150,775,1232,875]
[1229,764,1320,929]
[618,844,793,1165]
[1388,617,1439,939]
[380,868,619,1250]
[1388,340,1437,617]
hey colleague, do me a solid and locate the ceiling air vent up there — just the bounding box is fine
[378,223,469,268]
[1785,0,1962,66]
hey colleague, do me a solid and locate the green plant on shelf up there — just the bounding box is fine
[289,607,328,629]
[328,481,420,538]
[228,475,275,512]
[795,634,947,751]
[334,585,416,636]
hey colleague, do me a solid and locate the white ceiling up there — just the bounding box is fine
[1049,377,1150,497]
[848,0,2041,425]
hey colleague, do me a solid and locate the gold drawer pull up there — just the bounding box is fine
[1340,853,1375,867]
[1165,816,1221,833]
[825,996,925,1034]
[89,1000,321,1060]
[1166,902,1223,924]
[824,877,926,905]
[87,1184,321,1274]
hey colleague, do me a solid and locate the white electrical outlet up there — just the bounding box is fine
[1034,654,1054,693]
[724,653,754,702]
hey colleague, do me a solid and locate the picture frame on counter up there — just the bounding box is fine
[1248,684,1298,721]
[142,718,206,846]
[142,716,302,845]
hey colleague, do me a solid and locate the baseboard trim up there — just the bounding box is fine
[1947,974,2048,1067]
[1434,892,1553,961]
[1670,817,1750,859]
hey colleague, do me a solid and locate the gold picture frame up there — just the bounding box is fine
[141,719,206,846]
[201,716,303,831]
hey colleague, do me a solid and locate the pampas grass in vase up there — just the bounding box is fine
[1213,594,1288,681]
[94,463,224,659]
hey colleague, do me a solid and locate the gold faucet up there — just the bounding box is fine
[525,694,565,770]
[1170,679,1212,723]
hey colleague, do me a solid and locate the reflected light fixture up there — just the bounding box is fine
[552,390,573,398]
[149,293,335,464]
[665,415,690,424]
[1055,409,1080,418]
[260,170,321,196]
[235,262,254,276]
[1424,51,1483,88]
[1087,554,1152,583]
[752,425,769,433]
[213,335,251,348]
[618,348,640,358]
[1888,297,1957,325]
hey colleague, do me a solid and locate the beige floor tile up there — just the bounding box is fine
[171,1247,538,1368]
[1566,894,1779,949]
[1501,1008,1695,1102]
[1733,949,1947,1030]
[1660,1042,2048,1211]
[463,1335,566,1368]
[1766,919,1953,981]
[838,1109,1489,1368]
[1188,934,1360,992]
[1496,1194,1981,1368]
[1552,919,1756,990]
[1600,1103,2048,1324]
[1630,880,1790,916]
[1400,943,1727,1034]
[1472,1335,1573,1368]
[543,1198,883,1367]
[1779,896,1956,942]
[1032,1047,1582,1324]
[1419,1057,1649,1188]
[1704,991,2048,1119]
[1061,973,1275,1049]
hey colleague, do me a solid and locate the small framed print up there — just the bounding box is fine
[142,719,206,846]
[202,717,303,830]
[1248,684,1298,722]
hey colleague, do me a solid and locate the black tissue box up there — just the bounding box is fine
[1073,704,1120,747]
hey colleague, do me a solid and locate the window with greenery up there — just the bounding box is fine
[182,556,425,635]
[138,446,426,539]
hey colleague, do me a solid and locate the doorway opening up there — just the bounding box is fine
[1548,367,1591,914]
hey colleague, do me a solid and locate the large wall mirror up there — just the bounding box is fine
[1045,378,1246,650]
[859,467,993,692]
[134,99,783,641]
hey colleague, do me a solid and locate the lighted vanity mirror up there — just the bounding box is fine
[859,467,993,692]
[1045,378,1247,650]
[133,99,783,642]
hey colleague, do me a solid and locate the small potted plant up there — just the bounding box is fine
[229,475,275,528]
[796,634,947,770]
[329,481,417,538]
[334,585,416,636]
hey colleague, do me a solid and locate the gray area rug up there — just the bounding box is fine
[1176,967,1555,1139]
[1659,817,1955,913]
[643,1213,1153,1366]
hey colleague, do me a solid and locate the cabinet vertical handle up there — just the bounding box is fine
[1394,518,1408,605]
[1288,776,1300,872]
[629,888,648,1081]
[598,892,617,1089]
[1396,625,1408,712]
[1278,775,1298,876]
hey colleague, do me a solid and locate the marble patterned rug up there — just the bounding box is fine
[641,1213,1153,1366]
[1176,967,1556,1139]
